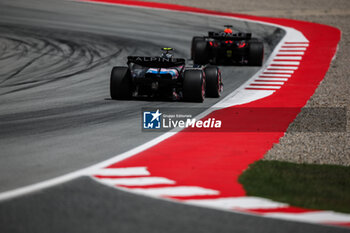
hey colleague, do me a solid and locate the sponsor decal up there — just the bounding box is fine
[133,56,179,63]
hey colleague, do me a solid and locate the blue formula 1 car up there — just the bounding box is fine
[110,48,223,102]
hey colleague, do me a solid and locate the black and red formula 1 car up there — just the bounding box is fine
[191,25,264,66]
[110,48,223,102]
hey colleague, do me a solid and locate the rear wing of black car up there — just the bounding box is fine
[208,31,252,40]
[127,56,185,68]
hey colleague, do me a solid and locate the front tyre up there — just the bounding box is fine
[110,66,132,100]
[204,66,222,98]
[183,70,205,102]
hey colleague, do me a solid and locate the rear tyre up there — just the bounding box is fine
[248,41,264,66]
[110,66,132,100]
[183,70,205,102]
[192,37,209,65]
[205,66,222,98]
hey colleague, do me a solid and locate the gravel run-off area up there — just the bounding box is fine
[136,0,350,166]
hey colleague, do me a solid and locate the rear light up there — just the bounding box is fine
[209,41,219,47]
[238,41,246,48]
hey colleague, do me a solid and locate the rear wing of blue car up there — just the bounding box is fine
[208,31,252,40]
[127,56,185,68]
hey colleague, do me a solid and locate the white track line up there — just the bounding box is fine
[255,78,289,81]
[186,197,288,209]
[260,74,292,77]
[279,47,307,51]
[284,42,309,44]
[278,51,304,55]
[97,177,175,186]
[264,211,350,223]
[267,66,298,70]
[247,85,281,89]
[251,81,284,85]
[91,167,150,176]
[282,45,309,47]
[130,186,219,197]
[274,56,302,60]
[215,90,275,107]
[271,61,300,65]
[263,70,294,73]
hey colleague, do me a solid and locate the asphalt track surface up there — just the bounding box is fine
[0,0,282,192]
[0,0,348,232]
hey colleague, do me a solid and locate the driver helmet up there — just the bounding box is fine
[224,25,233,34]
[161,47,174,59]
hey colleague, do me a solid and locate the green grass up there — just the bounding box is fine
[238,160,350,213]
